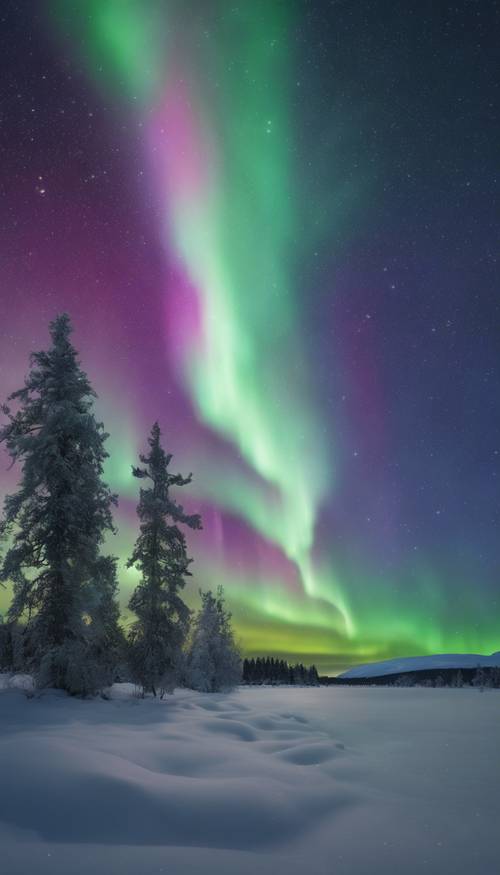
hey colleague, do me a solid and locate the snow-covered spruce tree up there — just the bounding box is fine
[471,666,491,689]
[127,423,201,697]
[0,314,120,693]
[84,555,126,682]
[308,664,320,686]
[187,586,241,693]
[0,615,10,671]
[0,619,25,673]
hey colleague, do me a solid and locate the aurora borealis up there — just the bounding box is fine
[1,1,499,673]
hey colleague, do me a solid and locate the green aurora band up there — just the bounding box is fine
[31,0,500,673]
[54,2,348,624]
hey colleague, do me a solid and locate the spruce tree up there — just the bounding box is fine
[86,556,125,680]
[256,656,263,683]
[471,666,486,690]
[0,616,10,670]
[308,664,320,685]
[127,422,201,697]
[0,314,119,692]
[244,657,257,684]
[187,586,241,692]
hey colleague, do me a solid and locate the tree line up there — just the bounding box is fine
[0,315,240,696]
[242,656,319,686]
[330,667,500,688]
[390,667,500,689]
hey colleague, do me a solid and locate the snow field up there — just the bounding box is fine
[1,683,499,874]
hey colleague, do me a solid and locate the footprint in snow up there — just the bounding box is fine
[274,741,339,766]
[201,719,257,742]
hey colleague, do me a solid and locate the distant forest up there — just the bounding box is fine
[242,657,319,686]
[327,666,500,688]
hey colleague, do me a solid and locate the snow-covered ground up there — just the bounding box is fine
[339,650,500,678]
[1,681,499,875]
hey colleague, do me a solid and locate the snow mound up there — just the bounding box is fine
[339,651,500,679]
[0,672,35,693]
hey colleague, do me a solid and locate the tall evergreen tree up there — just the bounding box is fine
[308,664,320,686]
[0,314,119,691]
[127,422,201,697]
[187,586,241,692]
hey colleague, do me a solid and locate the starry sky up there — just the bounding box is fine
[1,1,499,674]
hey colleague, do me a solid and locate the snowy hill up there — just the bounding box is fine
[339,651,500,679]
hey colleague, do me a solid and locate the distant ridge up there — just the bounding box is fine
[339,651,500,679]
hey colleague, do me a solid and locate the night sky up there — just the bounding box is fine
[1,1,499,673]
